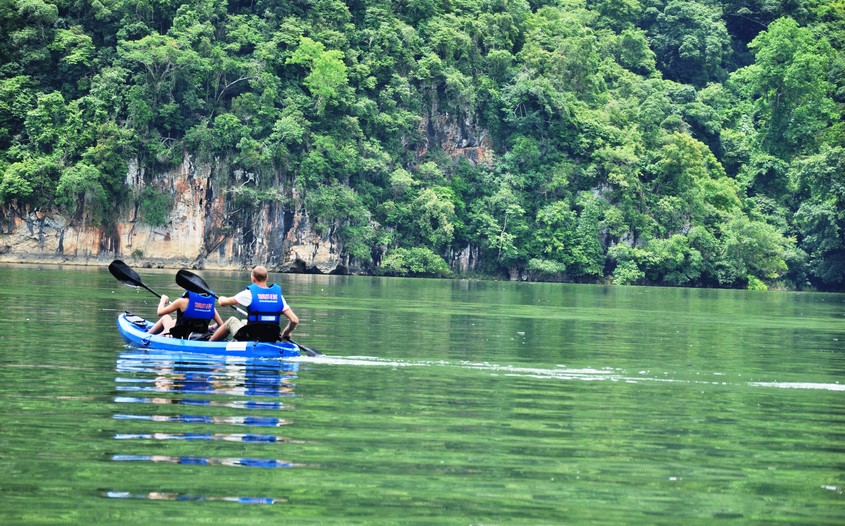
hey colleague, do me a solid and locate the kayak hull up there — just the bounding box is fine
[117,312,300,358]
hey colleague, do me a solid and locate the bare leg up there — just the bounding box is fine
[209,324,229,341]
[209,317,242,341]
[148,314,175,335]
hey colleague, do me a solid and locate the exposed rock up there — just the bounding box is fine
[1,103,494,274]
[507,267,528,281]
[0,156,345,272]
[451,244,479,274]
[281,207,343,274]
[417,100,495,167]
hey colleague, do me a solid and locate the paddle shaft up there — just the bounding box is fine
[175,269,247,316]
[137,282,164,299]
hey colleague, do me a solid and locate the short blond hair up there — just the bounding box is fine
[251,265,269,283]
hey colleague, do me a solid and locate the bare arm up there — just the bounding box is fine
[156,296,185,316]
[217,296,241,307]
[281,308,298,340]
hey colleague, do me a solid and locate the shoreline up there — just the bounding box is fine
[0,254,283,272]
[0,255,825,292]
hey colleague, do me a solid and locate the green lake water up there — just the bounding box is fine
[0,264,843,524]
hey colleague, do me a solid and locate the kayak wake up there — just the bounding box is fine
[295,355,844,392]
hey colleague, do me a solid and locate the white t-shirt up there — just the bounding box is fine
[233,288,290,312]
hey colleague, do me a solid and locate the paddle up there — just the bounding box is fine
[176,269,323,357]
[175,268,247,316]
[109,260,163,299]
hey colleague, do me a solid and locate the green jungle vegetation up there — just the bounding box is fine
[0,0,843,290]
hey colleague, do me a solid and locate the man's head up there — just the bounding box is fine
[251,265,269,284]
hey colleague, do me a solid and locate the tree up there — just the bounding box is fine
[379,246,451,277]
[642,233,704,285]
[467,173,530,270]
[304,183,376,262]
[287,37,349,113]
[55,162,107,219]
[572,191,607,278]
[25,91,68,153]
[532,200,579,271]
[650,132,739,228]
[0,76,35,149]
[591,0,643,32]
[410,186,458,251]
[792,146,845,289]
[744,17,837,159]
[0,157,61,208]
[650,0,731,86]
[718,214,792,286]
[614,28,657,76]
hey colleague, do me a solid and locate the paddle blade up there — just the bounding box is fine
[291,340,323,357]
[109,260,143,287]
[108,259,162,298]
[176,269,217,297]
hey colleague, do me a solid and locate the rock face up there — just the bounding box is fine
[0,155,347,273]
[0,110,497,273]
[417,101,494,168]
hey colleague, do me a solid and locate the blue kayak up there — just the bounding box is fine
[117,312,300,358]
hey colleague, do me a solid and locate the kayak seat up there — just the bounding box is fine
[234,322,281,343]
[124,312,147,327]
[169,324,213,340]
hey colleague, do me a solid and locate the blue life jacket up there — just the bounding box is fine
[246,283,284,324]
[171,292,215,338]
[182,292,215,320]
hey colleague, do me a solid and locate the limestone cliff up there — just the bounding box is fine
[0,154,348,273]
[0,109,495,275]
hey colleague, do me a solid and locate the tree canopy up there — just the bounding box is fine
[0,0,842,289]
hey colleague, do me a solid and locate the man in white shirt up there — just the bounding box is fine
[209,265,298,342]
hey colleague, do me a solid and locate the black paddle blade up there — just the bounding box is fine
[109,260,143,287]
[108,259,162,298]
[176,269,217,297]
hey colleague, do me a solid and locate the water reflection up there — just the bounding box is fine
[113,413,289,426]
[113,432,296,442]
[115,352,298,397]
[111,454,301,468]
[113,396,286,410]
[109,350,304,503]
[104,491,280,504]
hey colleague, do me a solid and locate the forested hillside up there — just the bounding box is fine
[0,0,843,289]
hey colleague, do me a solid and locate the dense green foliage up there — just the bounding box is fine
[0,0,842,289]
